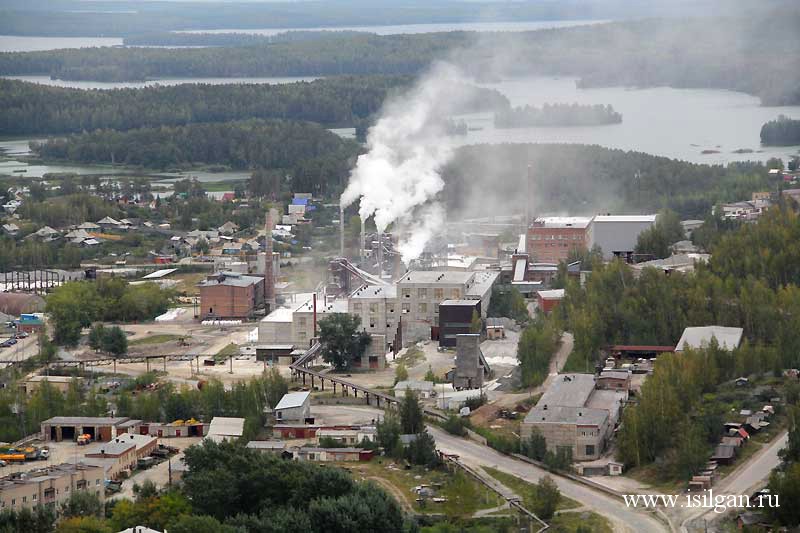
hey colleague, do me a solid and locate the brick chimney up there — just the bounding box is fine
[264,210,275,313]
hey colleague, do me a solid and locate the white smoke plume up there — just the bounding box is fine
[340,62,469,264]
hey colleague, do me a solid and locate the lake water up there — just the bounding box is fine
[2,75,319,90]
[456,77,800,165]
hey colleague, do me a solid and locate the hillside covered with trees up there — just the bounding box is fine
[444,143,776,219]
[30,119,360,172]
[1,11,798,104]
[0,76,409,135]
[0,76,507,136]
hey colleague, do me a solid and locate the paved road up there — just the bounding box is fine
[679,431,788,532]
[0,336,38,367]
[429,426,668,533]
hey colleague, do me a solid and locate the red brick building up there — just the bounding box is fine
[536,289,565,314]
[198,272,264,319]
[527,217,591,263]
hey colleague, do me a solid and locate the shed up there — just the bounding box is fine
[207,417,245,443]
[274,391,312,423]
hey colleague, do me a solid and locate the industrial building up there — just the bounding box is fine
[83,434,157,480]
[348,284,399,352]
[396,270,498,342]
[536,289,565,314]
[258,293,348,350]
[197,271,265,320]
[521,374,627,461]
[438,299,481,348]
[675,326,744,352]
[41,416,141,443]
[527,217,592,263]
[207,417,245,443]
[451,334,490,390]
[22,375,81,397]
[586,215,658,261]
[0,463,105,511]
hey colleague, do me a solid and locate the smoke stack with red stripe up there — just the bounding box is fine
[264,209,275,313]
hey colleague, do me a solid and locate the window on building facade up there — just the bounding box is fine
[353,303,362,312]
[402,303,410,313]
[450,289,460,299]
[418,303,427,314]
[585,444,595,456]
[434,288,444,299]
[369,303,378,313]
[402,289,411,298]
[418,288,427,298]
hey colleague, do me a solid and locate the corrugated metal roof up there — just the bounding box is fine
[274,391,310,410]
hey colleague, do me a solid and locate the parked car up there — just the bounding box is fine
[0,460,7,467]
[15,332,29,339]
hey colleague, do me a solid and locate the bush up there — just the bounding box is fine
[442,415,468,437]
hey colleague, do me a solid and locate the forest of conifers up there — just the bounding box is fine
[761,115,800,146]
[0,77,508,136]
[1,13,798,104]
[30,120,360,172]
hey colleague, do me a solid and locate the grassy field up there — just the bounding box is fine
[483,467,612,533]
[482,467,579,511]
[344,459,504,519]
[129,334,182,346]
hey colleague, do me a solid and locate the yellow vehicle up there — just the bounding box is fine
[0,454,26,463]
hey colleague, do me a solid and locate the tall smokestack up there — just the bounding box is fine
[339,204,345,258]
[264,210,275,313]
[526,165,532,227]
[360,215,366,265]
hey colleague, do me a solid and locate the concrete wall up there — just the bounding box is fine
[587,219,657,260]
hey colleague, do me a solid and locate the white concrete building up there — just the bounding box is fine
[675,326,743,352]
[587,215,658,261]
[207,417,245,443]
[274,391,311,423]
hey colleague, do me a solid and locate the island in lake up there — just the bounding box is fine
[494,102,622,128]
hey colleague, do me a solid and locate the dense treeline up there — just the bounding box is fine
[46,278,174,346]
[0,32,468,81]
[182,439,407,532]
[117,371,288,441]
[1,12,798,104]
[616,343,780,477]
[761,115,800,146]
[444,144,775,219]
[0,379,108,443]
[0,76,506,136]
[123,30,371,47]
[30,119,360,172]
[494,103,622,128]
[0,76,409,135]
[519,207,800,478]
[557,209,800,371]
